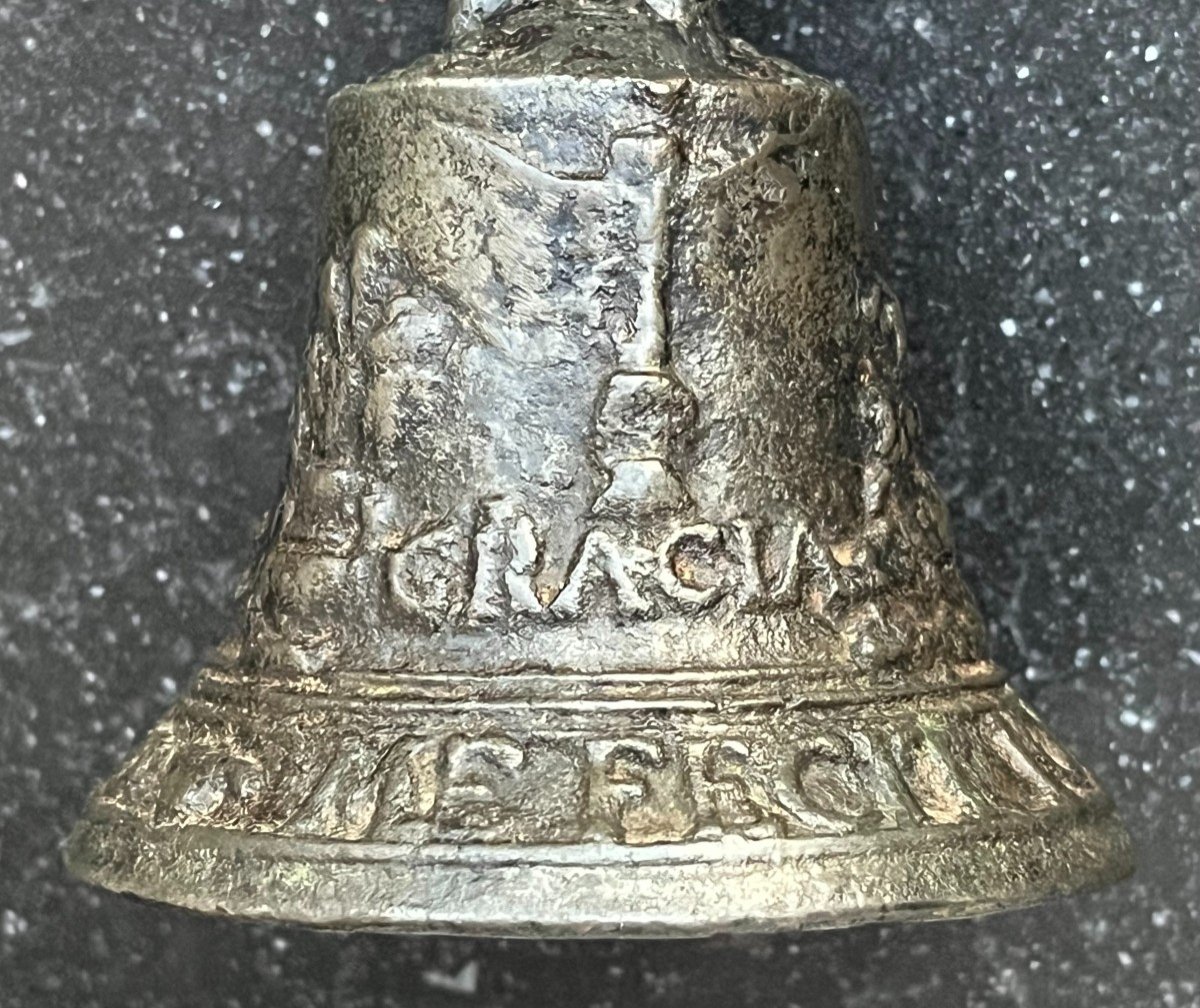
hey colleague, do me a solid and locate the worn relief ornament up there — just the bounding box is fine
[67,0,1132,936]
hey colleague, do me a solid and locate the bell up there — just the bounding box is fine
[67,0,1132,936]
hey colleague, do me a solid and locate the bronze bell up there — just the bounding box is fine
[67,0,1132,936]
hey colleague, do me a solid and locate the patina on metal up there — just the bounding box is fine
[66,0,1132,936]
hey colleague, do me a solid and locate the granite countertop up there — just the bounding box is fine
[1,1,1196,1005]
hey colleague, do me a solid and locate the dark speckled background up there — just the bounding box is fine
[1,1,1196,1005]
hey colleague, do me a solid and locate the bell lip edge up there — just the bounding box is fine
[62,799,1134,939]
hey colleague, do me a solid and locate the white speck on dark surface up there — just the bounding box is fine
[0,1,1196,1006]
[422,960,481,996]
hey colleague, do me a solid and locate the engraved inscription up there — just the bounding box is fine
[586,738,698,845]
[123,690,1106,851]
[436,736,586,842]
[385,505,843,625]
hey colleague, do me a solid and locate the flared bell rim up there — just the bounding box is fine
[65,679,1132,937]
[66,798,1131,938]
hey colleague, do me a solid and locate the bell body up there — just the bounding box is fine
[67,0,1131,936]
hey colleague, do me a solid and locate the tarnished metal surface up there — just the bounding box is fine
[66,0,1132,936]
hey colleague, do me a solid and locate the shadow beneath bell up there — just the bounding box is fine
[272,917,979,1008]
